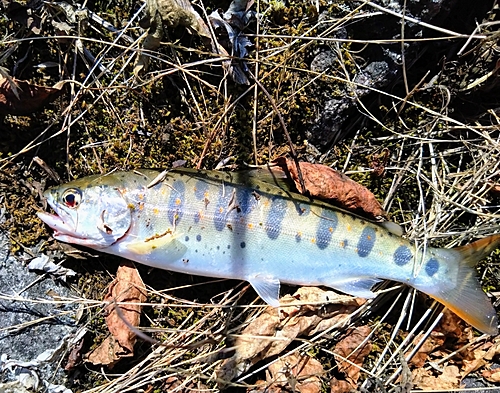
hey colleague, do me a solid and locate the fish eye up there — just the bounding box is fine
[62,188,82,209]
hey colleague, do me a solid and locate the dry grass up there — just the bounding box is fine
[1,0,500,391]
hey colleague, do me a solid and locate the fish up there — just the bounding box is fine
[37,168,500,334]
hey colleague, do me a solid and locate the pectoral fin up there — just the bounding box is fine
[248,276,281,307]
[329,278,382,298]
[126,232,187,259]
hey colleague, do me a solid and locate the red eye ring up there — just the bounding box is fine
[62,188,82,208]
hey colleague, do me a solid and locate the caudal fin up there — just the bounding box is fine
[421,235,500,335]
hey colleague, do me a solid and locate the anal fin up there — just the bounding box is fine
[126,233,187,258]
[328,278,382,299]
[248,276,281,307]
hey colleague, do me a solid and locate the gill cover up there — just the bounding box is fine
[38,182,132,248]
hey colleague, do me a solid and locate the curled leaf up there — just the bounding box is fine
[86,262,147,367]
[0,74,65,116]
[274,158,388,220]
[333,325,372,386]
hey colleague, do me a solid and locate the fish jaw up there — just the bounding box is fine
[37,211,105,247]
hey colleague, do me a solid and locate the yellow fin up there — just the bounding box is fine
[126,232,186,255]
[419,234,500,335]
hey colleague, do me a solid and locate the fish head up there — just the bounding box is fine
[37,177,132,248]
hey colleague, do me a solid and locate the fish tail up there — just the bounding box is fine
[418,235,500,335]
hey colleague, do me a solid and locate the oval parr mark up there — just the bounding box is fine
[167,180,185,225]
[213,186,235,231]
[194,180,209,200]
[425,258,439,276]
[236,188,256,215]
[356,227,376,258]
[316,209,338,250]
[394,245,412,266]
[265,197,287,240]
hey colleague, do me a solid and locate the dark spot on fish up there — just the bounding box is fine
[425,258,439,276]
[266,197,287,240]
[266,187,271,192]
[295,232,302,242]
[167,180,185,225]
[227,224,233,231]
[357,227,376,257]
[214,174,220,179]
[227,244,231,249]
[316,209,338,250]
[196,234,202,242]
[240,241,246,248]
[185,236,189,242]
[360,220,366,225]
[216,245,220,250]
[394,246,412,266]
[387,231,393,237]
[194,212,201,224]
[182,258,189,264]
[342,239,348,248]
[195,249,198,253]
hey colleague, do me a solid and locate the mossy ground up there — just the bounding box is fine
[2,0,500,391]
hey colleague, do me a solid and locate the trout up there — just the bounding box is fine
[37,169,500,334]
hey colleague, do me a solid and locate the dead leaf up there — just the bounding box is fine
[330,378,353,393]
[436,308,465,340]
[333,326,372,386]
[273,158,388,220]
[408,331,445,368]
[86,262,147,367]
[267,353,323,393]
[370,148,390,178]
[0,75,65,116]
[135,0,211,75]
[461,348,488,378]
[162,376,208,391]
[482,368,500,383]
[217,287,364,384]
[412,366,461,390]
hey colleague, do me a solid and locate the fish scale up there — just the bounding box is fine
[37,168,500,334]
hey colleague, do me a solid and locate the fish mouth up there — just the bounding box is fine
[37,211,84,240]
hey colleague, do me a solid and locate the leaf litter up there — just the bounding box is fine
[85,262,147,367]
[217,287,365,384]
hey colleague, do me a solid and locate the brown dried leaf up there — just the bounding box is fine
[217,287,364,383]
[274,158,387,220]
[333,325,372,385]
[267,353,324,393]
[330,377,353,393]
[461,348,487,378]
[436,308,465,340]
[0,76,65,116]
[135,0,210,75]
[412,366,461,390]
[482,368,500,383]
[86,262,147,367]
[408,331,445,368]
